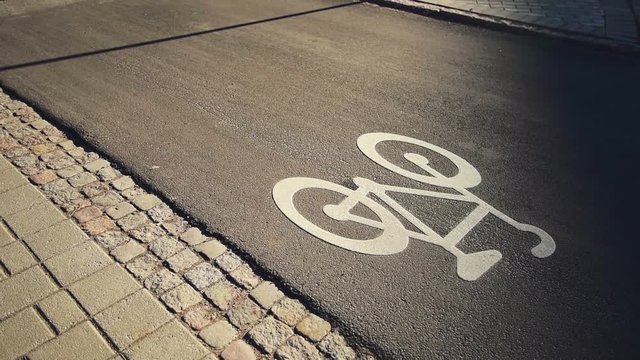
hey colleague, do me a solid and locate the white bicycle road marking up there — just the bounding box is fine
[273,132,556,281]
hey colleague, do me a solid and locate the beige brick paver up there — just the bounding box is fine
[37,291,86,333]
[0,307,55,359]
[0,265,57,318]
[5,201,66,236]
[0,166,27,193]
[70,263,142,315]
[124,320,208,360]
[0,222,16,247]
[28,321,115,360]
[0,183,46,217]
[45,241,112,285]
[24,219,89,260]
[0,240,37,274]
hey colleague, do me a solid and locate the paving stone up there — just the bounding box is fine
[41,178,82,205]
[229,264,261,290]
[67,147,94,163]
[19,163,46,176]
[117,212,149,231]
[121,186,144,200]
[221,340,257,360]
[94,230,129,250]
[37,291,86,334]
[248,316,294,354]
[96,166,119,181]
[60,197,92,214]
[84,216,118,235]
[0,222,16,247]
[45,241,112,286]
[271,298,307,327]
[111,176,134,191]
[275,335,323,360]
[250,282,284,310]
[5,201,66,236]
[68,171,97,188]
[126,253,161,280]
[132,193,162,211]
[124,320,208,360]
[30,169,58,184]
[30,142,57,155]
[1,173,29,201]
[215,252,243,272]
[19,132,47,147]
[160,283,203,313]
[105,202,136,219]
[73,205,103,223]
[41,150,76,169]
[204,280,242,311]
[70,263,141,315]
[317,332,356,360]
[111,241,146,263]
[199,320,238,350]
[0,241,37,274]
[194,239,227,260]
[180,227,207,245]
[0,307,55,359]
[166,249,201,272]
[147,203,176,223]
[56,164,83,178]
[11,154,37,168]
[227,298,265,328]
[0,184,46,217]
[296,314,331,342]
[0,265,57,318]
[182,302,217,331]
[29,321,115,360]
[91,191,124,208]
[84,159,109,172]
[144,268,183,294]
[81,181,110,197]
[184,262,223,290]
[24,219,89,260]
[58,140,75,150]
[129,223,166,243]
[93,289,173,350]
[149,236,184,259]
[162,219,189,236]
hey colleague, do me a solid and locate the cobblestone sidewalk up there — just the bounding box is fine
[0,87,369,360]
[373,0,640,47]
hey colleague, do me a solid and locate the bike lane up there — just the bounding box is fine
[1,0,639,358]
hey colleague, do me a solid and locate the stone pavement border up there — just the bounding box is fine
[367,0,640,51]
[0,87,373,360]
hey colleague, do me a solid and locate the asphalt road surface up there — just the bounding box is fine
[1,0,639,358]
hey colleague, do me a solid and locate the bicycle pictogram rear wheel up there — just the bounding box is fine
[272,177,409,255]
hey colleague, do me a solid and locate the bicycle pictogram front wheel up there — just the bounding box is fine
[272,177,409,255]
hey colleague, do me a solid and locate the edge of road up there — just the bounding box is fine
[365,0,640,53]
[0,82,384,359]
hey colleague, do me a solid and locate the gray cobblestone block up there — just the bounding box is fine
[162,219,189,236]
[31,142,57,155]
[126,253,161,280]
[215,252,243,273]
[204,280,242,310]
[111,176,134,191]
[96,166,119,181]
[56,164,83,178]
[248,316,294,354]
[194,240,227,260]
[117,212,149,231]
[270,298,307,327]
[90,191,124,208]
[296,314,331,342]
[84,159,109,172]
[250,282,284,310]
[121,186,144,200]
[95,230,131,250]
[67,171,97,188]
[132,193,162,211]
[147,203,176,223]
[182,303,218,331]
[180,227,207,245]
[149,236,184,259]
[80,181,110,197]
[317,332,356,360]
[160,283,203,313]
[229,264,261,290]
[166,249,201,272]
[41,178,82,204]
[106,202,136,219]
[111,241,146,263]
[58,140,75,150]
[199,320,238,350]
[184,262,224,290]
[41,150,76,169]
[144,268,183,294]
[227,298,265,329]
[129,223,166,243]
[59,197,91,214]
[275,335,323,360]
